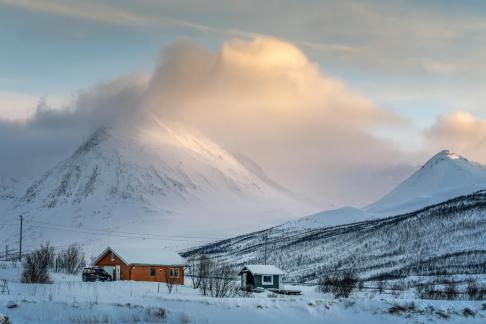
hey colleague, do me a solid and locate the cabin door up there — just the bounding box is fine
[115,265,121,280]
[241,272,247,289]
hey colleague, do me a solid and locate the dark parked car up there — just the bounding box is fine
[82,267,112,282]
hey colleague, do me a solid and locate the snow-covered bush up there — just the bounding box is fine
[21,243,54,283]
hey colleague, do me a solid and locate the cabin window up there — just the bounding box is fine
[262,275,273,285]
[150,268,156,277]
[169,267,179,278]
[111,252,115,262]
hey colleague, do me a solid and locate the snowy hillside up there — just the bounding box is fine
[185,191,486,282]
[282,150,486,229]
[366,150,486,215]
[0,121,312,252]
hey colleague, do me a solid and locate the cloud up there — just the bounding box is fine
[142,37,411,206]
[0,37,412,207]
[426,112,486,162]
[0,75,146,177]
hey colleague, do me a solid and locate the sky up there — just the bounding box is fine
[0,0,485,208]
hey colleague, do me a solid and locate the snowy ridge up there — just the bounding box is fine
[185,190,486,282]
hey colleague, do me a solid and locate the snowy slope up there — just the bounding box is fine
[281,206,373,229]
[283,150,486,229]
[0,121,312,252]
[186,190,486,282]
[365,150,486,215]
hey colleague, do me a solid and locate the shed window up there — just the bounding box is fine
[150,268,156,277]
[169,267,179,278]
[262,275,273,285]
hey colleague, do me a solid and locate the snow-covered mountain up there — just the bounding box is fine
[0,121,313,252]
[365,150,486,215]
[282,150,486,229]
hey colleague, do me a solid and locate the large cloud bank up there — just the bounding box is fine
[1,37,484,207]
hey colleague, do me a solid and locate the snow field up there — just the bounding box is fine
[1,262,486,323]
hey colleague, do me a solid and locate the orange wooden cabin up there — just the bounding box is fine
[93,246,185,285]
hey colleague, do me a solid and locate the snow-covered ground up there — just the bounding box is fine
[1,262,485,323]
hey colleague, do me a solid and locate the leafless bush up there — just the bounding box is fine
[318,272,358,298]
[195,255,237,297]
[444,281,458,300]
[377,280,385,294]
[358,280,365,291]
[55,244,86,274]
[416,280,460,300]
[209,265,237,298]
[165,268,175,294]
[187,254,201,289]
[21,243,54,283]
[388,302,415,315]
[198,254,212,296]
[318,275,333,294]
[466,278,479,300]
[0,314,10,324]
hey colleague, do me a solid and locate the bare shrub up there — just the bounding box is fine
[466,278,479,300]
[358,280,365,292]
[377,280,385,294]
[463,307,476,317]
[21,243,54,283]
[209,265,237,298]
[198,254,212,296]
[444,281,458,300]
[0,314,11,324]
[388,301,415,315]
[318,275,333,294]
[318,272,358,298]
[55,244,86,274]
[165,268,175,294]
[194,255,237,298]
[186,254,201,289]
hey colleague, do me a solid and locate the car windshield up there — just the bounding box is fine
[95,269,107,274]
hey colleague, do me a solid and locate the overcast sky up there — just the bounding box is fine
[0,0,485,208]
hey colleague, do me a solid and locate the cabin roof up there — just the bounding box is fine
[239,264,284,276]
[93,246,185,266]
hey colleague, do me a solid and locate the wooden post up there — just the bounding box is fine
[19,215,23,262]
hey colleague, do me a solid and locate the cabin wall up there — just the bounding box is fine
[94,250,184,284]
[129,265,184,284]
[95,251,130,280]
[254,274,280,289]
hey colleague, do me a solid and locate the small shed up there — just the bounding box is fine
[92,246,185,284]
[238,264,284,291]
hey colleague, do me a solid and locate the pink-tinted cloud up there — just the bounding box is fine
[426,112,486,163]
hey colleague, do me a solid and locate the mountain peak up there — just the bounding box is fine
[366,150,486,215]
[427,149,463,164]
[74,127,111,156]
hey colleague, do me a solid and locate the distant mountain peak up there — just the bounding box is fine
[366,150,486,215]
[74,127,110,155]
[424,149,463,165]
